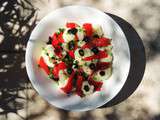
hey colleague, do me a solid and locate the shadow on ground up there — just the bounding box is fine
[0,0,160,120]
[0,0,36,119]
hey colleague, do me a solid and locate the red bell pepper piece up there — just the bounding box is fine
[58,32,64,43]
[52,33,59,46]
[96,62,111,70]
[83,23,93,36]
[68,50,75,59]
[88,78,103,91]
[66,22,78,29]
[61,71,76,94]
[52,62,67,77]
[82,37,111,49]
[76,76,83,97]
[75,34,79,41]
[38,57,50,74]
[83,51,108,61]
[54,46,63,58]
[52,32,64,46]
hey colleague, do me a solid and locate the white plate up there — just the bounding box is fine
[25,5,130,111]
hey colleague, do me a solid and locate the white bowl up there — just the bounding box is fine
[25,5,130,111]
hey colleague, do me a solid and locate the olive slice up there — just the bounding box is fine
[84,85,90,92]
[89,63,96,70]
[78,49,84,56]
[99,71,105,76]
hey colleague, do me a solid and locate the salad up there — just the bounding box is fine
[38,22,113,97]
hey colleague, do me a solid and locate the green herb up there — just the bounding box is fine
[59,28,65,32]
[67,68,72,75]
[48,73,54,79]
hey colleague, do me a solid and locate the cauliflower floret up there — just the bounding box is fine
[93,67,112,82]
[93,24,103,37]
[81,81,94,96]
[63,28,75,43]
[58,70,69,88]
[41,49,54,68]
[76,27,85,40]
[45,45,55,58]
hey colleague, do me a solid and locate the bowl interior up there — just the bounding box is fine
[26,5,130,111]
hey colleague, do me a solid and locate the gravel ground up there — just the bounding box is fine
[0,0,160,120]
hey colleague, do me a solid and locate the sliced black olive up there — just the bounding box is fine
[67,68,72,75]
[93,34,99,38]
[83,36,90,42]
[47,36,52,44]
[68,28,78,35]
[78,49,84,56]
[84,85,89,92]
[99,71,105,76]
[89,63,96,70]
[68,40,75,50]
[91,47,99,54]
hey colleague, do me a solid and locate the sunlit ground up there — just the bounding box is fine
[0,0,160,120]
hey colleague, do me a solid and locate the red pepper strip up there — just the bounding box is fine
[83,23,93,36]
[82,37,111,49]
[68,50,75,59]
[75,34,79,41]
[58,32,64,43]
[61,71,76,94]
[66,22,78,29]
[83,51,108,61]
[96,62,111,70]
[76,76,83,97]
[54,46,63,58]
[88,77,103,91]
[38,57,50,74]
[52,62,67,78]
[52,33,59,46]
[52,32,64,46]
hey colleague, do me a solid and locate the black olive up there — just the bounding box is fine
[68,40,75,50]
[47,36,52,44]
[99,71,105,76]
[78,49,84,56]
[89,63,96,70]
[91,47,99,54]
[84,85,89,91]
[93,34,99,38]
[68,28,78,34]
[67,68,72,75]
[83,36,90,42]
